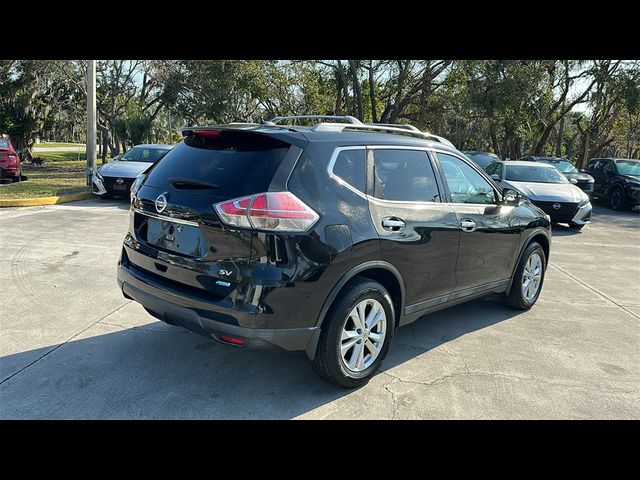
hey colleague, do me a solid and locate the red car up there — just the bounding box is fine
[0,138,22,182]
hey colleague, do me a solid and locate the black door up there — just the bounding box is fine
[367,148,460,311]
[435,152,522,293]
[601,160,617,197]
[586,160,605,196]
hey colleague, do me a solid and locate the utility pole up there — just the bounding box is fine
[86,60,97,186]
[168,112,172,144]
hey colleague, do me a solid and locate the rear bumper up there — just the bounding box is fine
[117,261,318,352]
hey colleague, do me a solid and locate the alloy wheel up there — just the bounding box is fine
[340,299,387,373]
[522,252,543,302]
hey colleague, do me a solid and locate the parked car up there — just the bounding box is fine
[583,158,640,210]
[92,144,172,198]
[0,138,23,183]
[486,160,592,229]
[118,117,552,387]
[520,155,594,197]
[462,150,500,170]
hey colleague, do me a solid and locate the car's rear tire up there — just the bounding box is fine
[312,278,395,388]
[503,242,546,310]
[568,222,585,230]
[609,187,624,210]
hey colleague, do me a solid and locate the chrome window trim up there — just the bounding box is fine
[327,144,447,206]
[132,208,200,227]
[326,146,369,200]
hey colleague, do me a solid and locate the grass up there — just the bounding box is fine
[0,151,98,199]
[33,142,85,149]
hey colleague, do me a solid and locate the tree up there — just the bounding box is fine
[0,60,76,161]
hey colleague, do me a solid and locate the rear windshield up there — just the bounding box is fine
[0,139,9,148]
[144,131,290,198]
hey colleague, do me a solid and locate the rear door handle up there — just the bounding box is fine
[382,218,406,231]
[460,218,477,232]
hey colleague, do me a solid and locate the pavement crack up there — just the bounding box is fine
[0,301,132,386]
[382,375,401,420]
[549,262,640,320]
[383,369,637,396]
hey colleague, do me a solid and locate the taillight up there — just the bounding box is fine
[214,192,319,232]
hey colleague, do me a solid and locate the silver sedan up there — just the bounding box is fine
[486,160,592,229]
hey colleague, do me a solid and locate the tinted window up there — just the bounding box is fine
[505,165,567,184]
[121,147,170,163]
[588,160,601,171]
[603,161,616,175]
[332,149,366,192]
[464,152,498,169]
[0,139,9,149]
[372,149,440,202]
[145,132,290,198]
[438,153,496,204]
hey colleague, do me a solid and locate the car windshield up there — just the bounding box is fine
[120,147,170,163]
[615,160,640,176]
[538,159,578,173]
[0,139,9,148]
[505,165,568,184]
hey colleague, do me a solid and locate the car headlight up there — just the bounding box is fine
[130,174,145,197]
[578,198,590,207]
[95,171,103,181]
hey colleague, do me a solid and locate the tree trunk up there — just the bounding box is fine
[348,60,363,120]
[368,61,377,123]
[336,60,351,117]
[490,124,499,157]
[534,126,554,155]
[579,131,591,169]
[98,124,109,164]
[555,116,565,157]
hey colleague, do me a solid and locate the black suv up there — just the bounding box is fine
[584,158,640,210]
[118,117,552,387]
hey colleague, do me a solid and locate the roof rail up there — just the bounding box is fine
[311,122,450,144]
[269,115,363,125]
[370,123,422,133]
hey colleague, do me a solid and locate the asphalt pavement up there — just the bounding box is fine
[0,199,638,419]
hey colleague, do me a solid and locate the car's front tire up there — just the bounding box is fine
[312,278,394,388]
[609,186,625,210]
[503,242,546,310]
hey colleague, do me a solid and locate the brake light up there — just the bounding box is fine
[219,335,245,346]
[214,192,319,232]
[195,130,221,138]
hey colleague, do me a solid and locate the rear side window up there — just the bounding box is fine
[144,131,290,198]
[372,149,440,202]
[588,160,601,171]
[332,149,366,192]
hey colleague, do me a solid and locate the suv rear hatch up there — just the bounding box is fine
[126,128,307,301]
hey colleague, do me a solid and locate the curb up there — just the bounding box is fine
[0,192,93,207]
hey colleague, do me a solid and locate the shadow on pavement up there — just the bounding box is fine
[0,297,522,419]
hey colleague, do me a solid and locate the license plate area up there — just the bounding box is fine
[113,183,127,190]
[145,217,205,257]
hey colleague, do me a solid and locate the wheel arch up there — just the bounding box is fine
[305,261,405,360]
[506,229,550,293]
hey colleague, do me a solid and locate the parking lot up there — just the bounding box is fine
[0,198,638,419]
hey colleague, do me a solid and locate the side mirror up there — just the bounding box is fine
[490,173,500,181]
[579,168,588,173]
[501,188,521,207]
[569,178,578,185]
[113,155,120,161]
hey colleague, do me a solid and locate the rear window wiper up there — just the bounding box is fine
[169,178,220,189]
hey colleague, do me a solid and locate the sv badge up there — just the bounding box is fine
[219,269,233,276]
